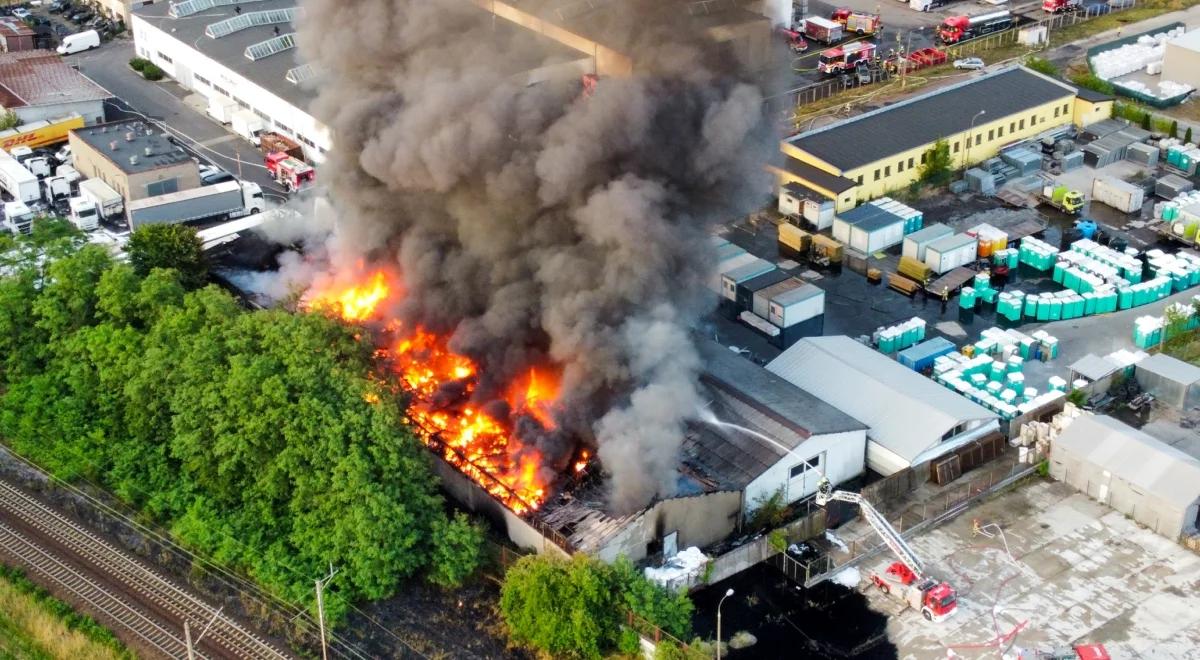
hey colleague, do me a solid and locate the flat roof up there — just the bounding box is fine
[927,233,977,253]
[1072,84,1115,103]
[771,282,822,307]
[905,223,953,244]
[1168,27,1200,53]
[787,67,1077,171]
[1137,353,1200,385]
[780,158,857,193]
[1070,353,1121,381]
[0,51,110,108]
[72,120,193,175]
[134,0,589,114]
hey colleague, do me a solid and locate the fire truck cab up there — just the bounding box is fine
[265,152,315,193]
[936,11,1014,44]
[818,41,877,75]
[1042,0,1081,12]
[831,8,883,35]
[871,562,958,622]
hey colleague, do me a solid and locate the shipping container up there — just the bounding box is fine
[753,277,804,319]
[833,205,905,254]
[778,223,811,254]
[924,233,978,274]
[768,282,824,328]
[721,258,774,301]
[897,336,957,371]
[1092,176,1145,214]
[803,197,836,230]
[735,269,791,311]
[902,223,953,261]
[710,247,755,293]
[778,183,806,216]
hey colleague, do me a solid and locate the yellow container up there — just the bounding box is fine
[811,234,844,263]
[778,223,811,253]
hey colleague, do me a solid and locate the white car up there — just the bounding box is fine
[11,8,31,18]
[954,57,985,70]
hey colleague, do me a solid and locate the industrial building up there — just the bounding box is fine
[1163,28,1200,91]
[1049,415,1200,541]
[0,17,35,53]
[1135,353,1200,410]
[0,51,108,126]
[767,335,1001,476]
[93,0,148,24]
[775,66,1116,211]
[69,120,200,202]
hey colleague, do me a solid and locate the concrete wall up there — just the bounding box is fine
[14,100,104,127]
[594,490,743,564]
[1049,444,1194,540]
[1163,41,1200,91]
[744,429,867,514]
[132,16,332,163]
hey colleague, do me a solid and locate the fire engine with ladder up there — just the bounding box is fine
[815,478,958,622]
[264,152,315,193]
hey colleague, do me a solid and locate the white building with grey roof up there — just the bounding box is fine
[767,335,1000,476]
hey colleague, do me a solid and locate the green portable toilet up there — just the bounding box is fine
[1024,295,1039,318]
[1048,299,1062,320]
[1119,287,1134,309]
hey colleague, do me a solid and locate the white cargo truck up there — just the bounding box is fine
[42,175,70,202]
[207,97,238,124]
[126,180,264,230]
[55,163,80,186]
[1091,176,1144,214]
[69,197,99,231]
[0,149,40,203]
[230,109,265,146]
[3,200,34,234]
[78,178,124,221]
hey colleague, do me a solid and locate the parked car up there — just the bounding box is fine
[53,23,69,36]
[953,57,985,70]
[69,11,92,23]
[201,170,236,186]
[48,1,66,13]
[11,8,31,19]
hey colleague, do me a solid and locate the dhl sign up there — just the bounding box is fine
[0,114,85,151]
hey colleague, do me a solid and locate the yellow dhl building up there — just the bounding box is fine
[0,113,85,151]
[773,66,1114,213]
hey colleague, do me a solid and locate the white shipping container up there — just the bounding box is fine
[851,217,905,254]
[1092,176,1145,214]
[832,216,853,244]
[721,259,774,301]
[803,198,836,230]
[778,188,803,216]
[709,249,755,293]
[924,233,978,274]
[902,223,953,261]
[753,277,804,319]
[768,283,824,328]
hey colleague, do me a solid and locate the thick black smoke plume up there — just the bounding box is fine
[292,0,776,512]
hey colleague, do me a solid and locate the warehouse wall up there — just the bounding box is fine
[1072,98,1114,128]
[744,429,867,513]
[14,100,104,127]
[594,491,743,564]
[1163,41,1200,91]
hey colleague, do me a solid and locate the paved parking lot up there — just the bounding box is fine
[856,479,1200,659]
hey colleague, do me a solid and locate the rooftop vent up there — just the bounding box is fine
[125,131,135,142]
[130,155,139,166]
[245,32,295,61]
[109,140,118,151]
[170,0,269,19]
[205,7,298,39]
[100,126,108,133]
[144,147,153,157]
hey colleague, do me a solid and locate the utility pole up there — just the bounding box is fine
[315,565,339,660]
[183,607,223,660]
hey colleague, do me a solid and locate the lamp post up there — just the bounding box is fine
[963,109,986,171]
[716,588,735,659]
[902,28,922,87]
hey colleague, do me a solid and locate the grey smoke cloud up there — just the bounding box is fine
[295,0,775,512]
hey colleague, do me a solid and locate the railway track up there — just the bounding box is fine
[0,478,292,660]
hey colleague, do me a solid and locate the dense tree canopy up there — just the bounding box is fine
[500,554,693,659]
[0,227,480,621]
[126,224,209,289]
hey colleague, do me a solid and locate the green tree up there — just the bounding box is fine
[426,512,484,588]
[1170,120,1179,139]
[0,109,19,131]
[1186,127,1193,144]
[1141,112,1151,131]
[126,224,208,289]
[1024,56,1059,77]
[918,139,952,185]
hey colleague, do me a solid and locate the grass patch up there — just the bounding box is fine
[0,564,132,660]
[1163,333,1200,365]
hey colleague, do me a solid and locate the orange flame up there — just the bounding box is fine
[307,268,560,515]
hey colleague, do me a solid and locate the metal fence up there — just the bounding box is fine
[790,0,1140,112]
[773,463,1038,587]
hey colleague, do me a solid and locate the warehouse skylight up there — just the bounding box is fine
[170,0,271,18]
[245,33,296,61]
[285,63,319,85]
[206,8,299,39]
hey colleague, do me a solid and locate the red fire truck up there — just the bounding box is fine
[778,26,809,53]
[830,8,883,35]
[265,152,315,193]
[935,10,1014,44]
[1042,0,1081,12]
[818,41,877,75]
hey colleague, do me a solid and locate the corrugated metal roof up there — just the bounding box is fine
[1069,353,1121,381]
[786,67,1076,171]
[904,223,953,245]
[1136,353,1200,386]
[897,336,956,364]
[723,258,773,283]
[0,51,110,108]
[926,233,977,253]
[779,157,858,193]
[771,282,822,307]
[1055,415,1200,509]
[767,336,996,463]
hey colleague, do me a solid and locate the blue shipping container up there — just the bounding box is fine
[897,336,957,372]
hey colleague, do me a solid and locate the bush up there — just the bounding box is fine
[1070,72,1115,96]
[1141,112,1151,130]
[1024,56,1059,78]
[1170,120,1179,139]
[141,63,165,81]
[0,109,19,131]
[128,57,149,72]
[918,138,953,186]
[1187,127,1194,144]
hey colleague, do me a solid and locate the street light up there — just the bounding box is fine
[716,588,735,660]
[963,109,986,171]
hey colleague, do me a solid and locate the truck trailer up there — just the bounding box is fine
[0,149,41,203]
[126,180,265,230]
[936,11,1013,44]
[803,16,844,44]
[78,178,125,221]
[1092,176,1144,214]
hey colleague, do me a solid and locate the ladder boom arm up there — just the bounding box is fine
[818,484,925,576]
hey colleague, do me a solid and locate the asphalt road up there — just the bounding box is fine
[70,38,291,204]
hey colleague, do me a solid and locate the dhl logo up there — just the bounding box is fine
[0,116,85,151]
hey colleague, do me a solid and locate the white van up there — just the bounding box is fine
[57,30,100,55]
